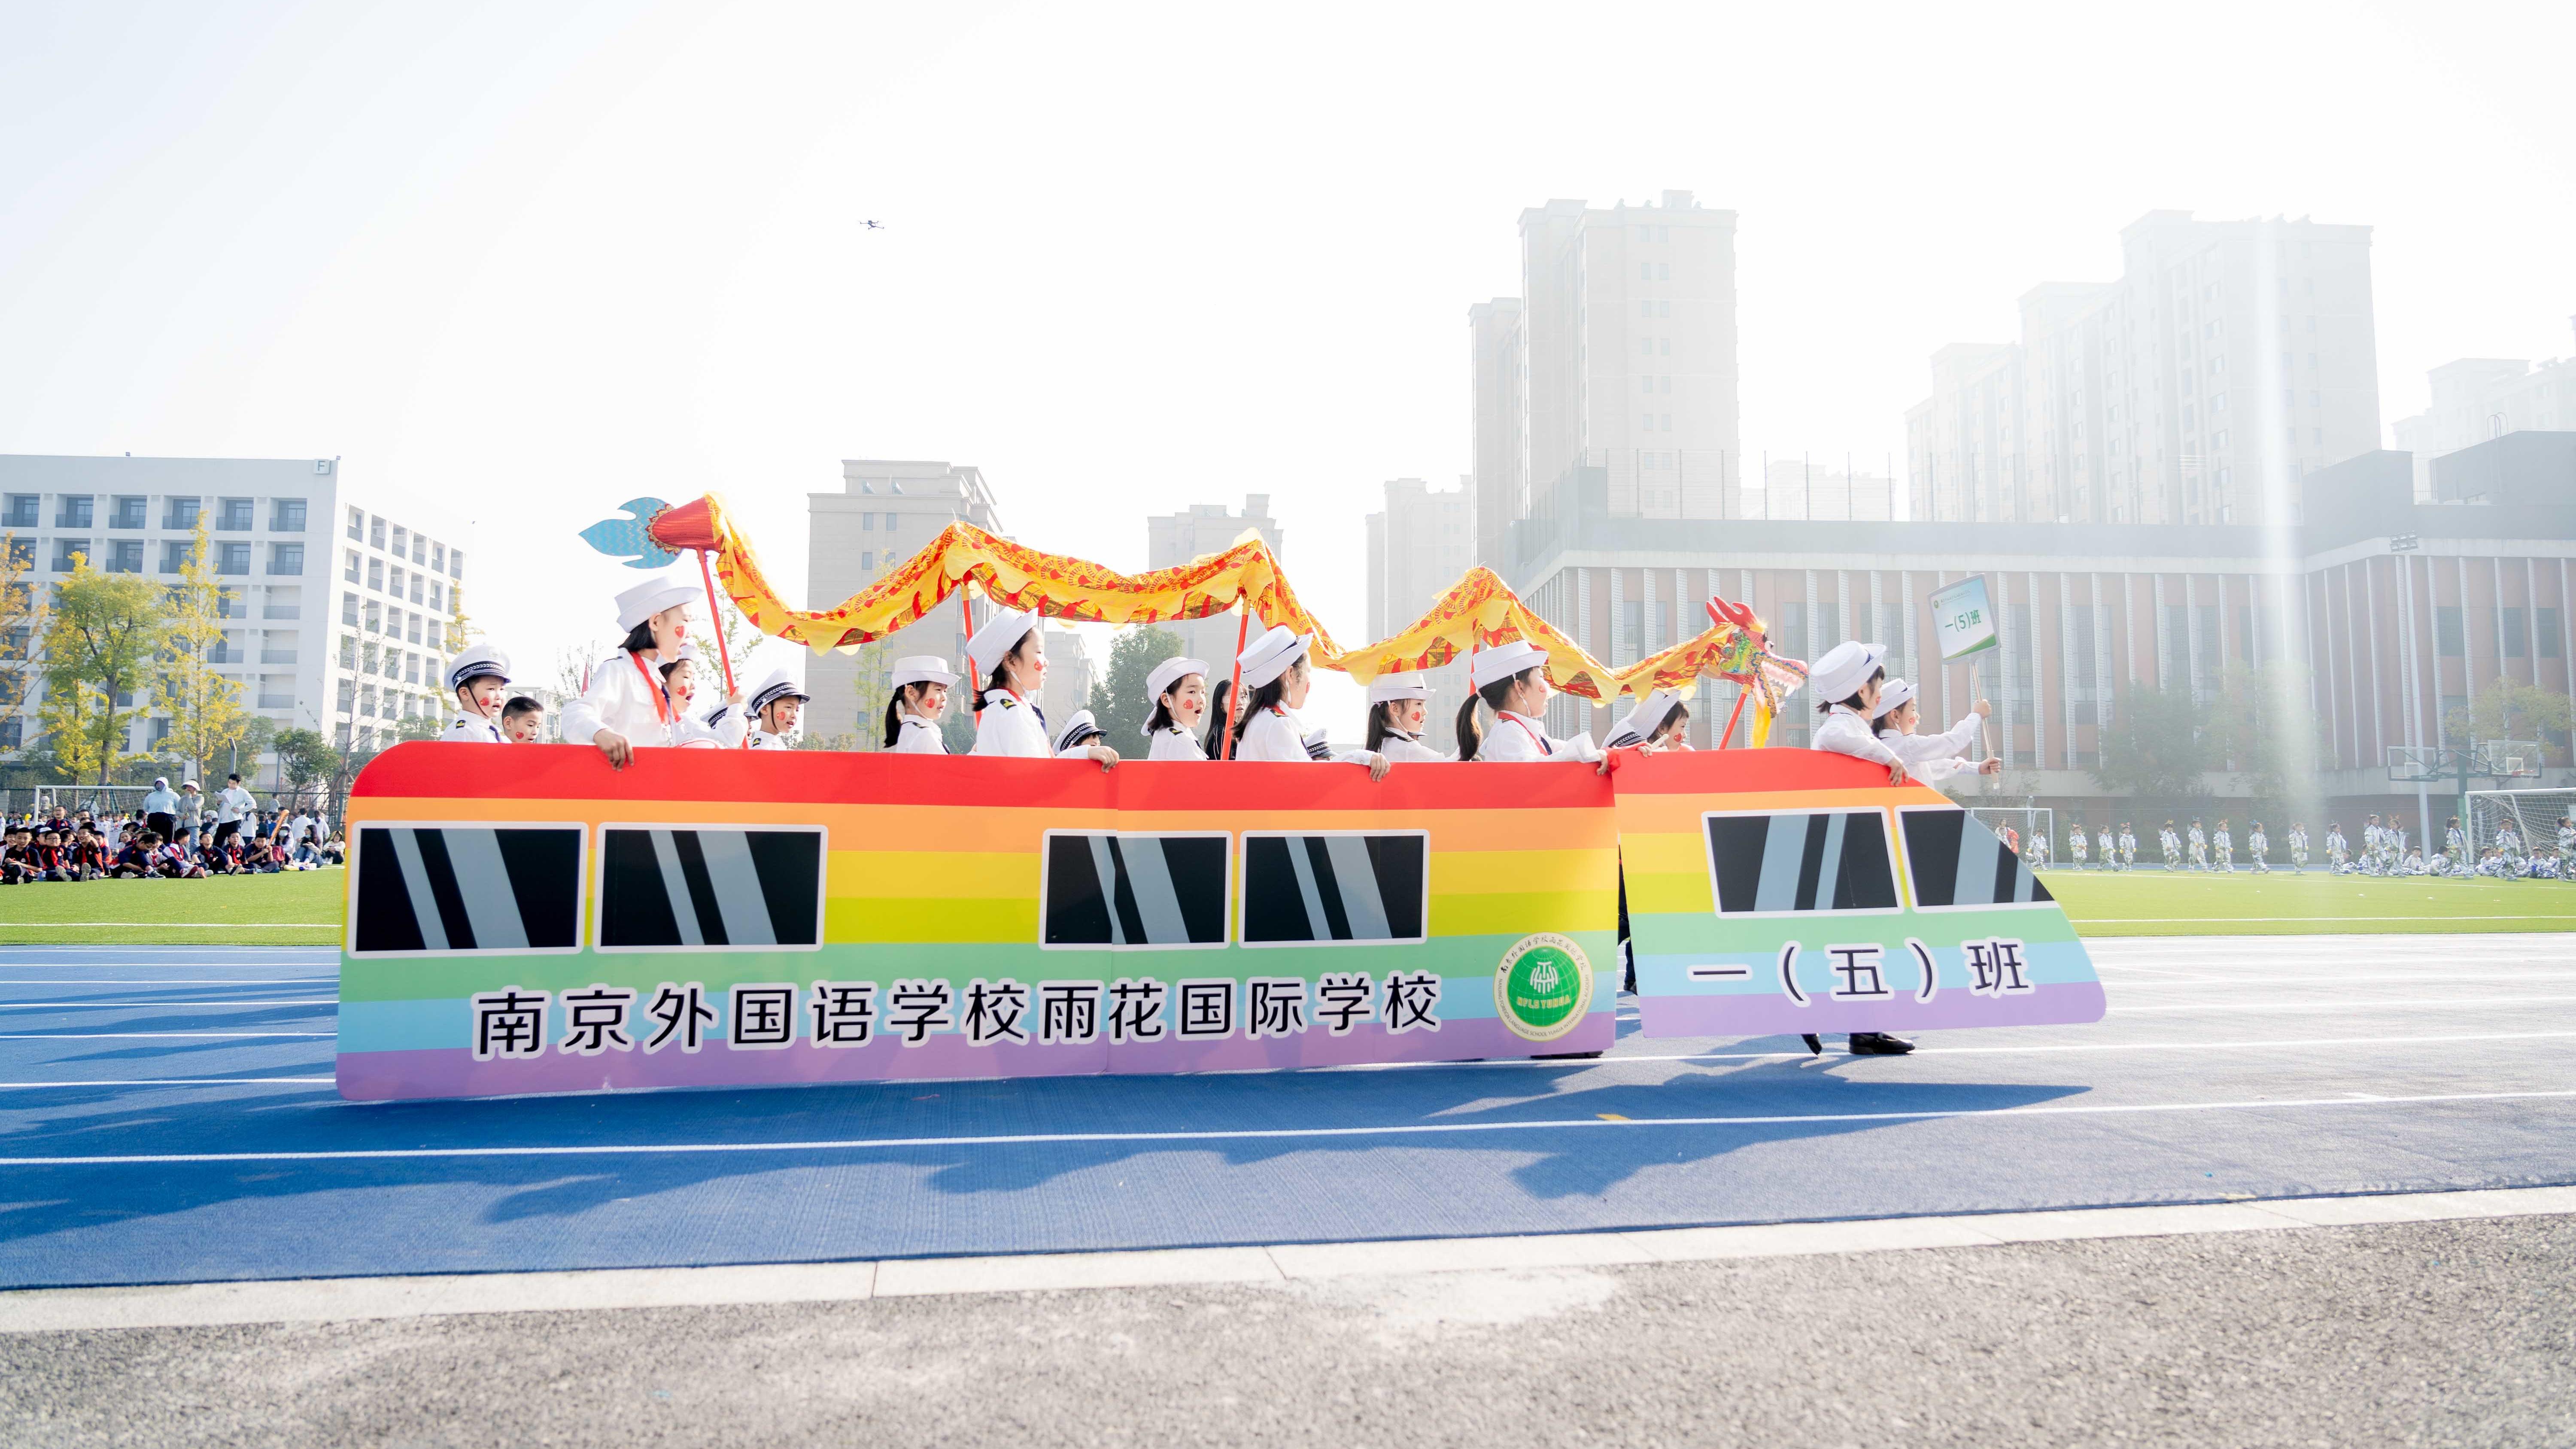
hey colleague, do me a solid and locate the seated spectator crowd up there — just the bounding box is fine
[2,798,343,884]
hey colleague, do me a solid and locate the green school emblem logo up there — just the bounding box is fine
[1495,933,1592,1042]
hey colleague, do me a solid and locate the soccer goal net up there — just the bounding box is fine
[2466,790,2576,857]
[1968,807,2054,863]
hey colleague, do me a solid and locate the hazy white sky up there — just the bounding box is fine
[5,0,2573,715]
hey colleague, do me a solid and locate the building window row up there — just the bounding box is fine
[346,505,462,580]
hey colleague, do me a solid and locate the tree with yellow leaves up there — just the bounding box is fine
[153,516,251,788]
[39,556,165,786]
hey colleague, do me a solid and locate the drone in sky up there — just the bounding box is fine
[863,219,884,230]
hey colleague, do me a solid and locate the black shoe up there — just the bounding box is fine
[1799,1034,1823,1056]
[1847,1032,1915,1056]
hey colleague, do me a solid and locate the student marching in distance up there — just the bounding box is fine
[2445,817,2467,871]
[1603,690,1691,752]
[735,667,809,750]
[2248,821,2271,874]
[2101,823,2119,871]
[440,643,514,742]
[2558,816,2575,870]
[2160,821,2181,870]
[2187,818,2208,870]
[2288,821,2309,873]
[1230,625,1391,777]
[1143,656,1211,760]
[968,607,1118,766]
[2326,820,2348,873]
[1455,639,1607,766]
[1364,672,1452,761]
[2214,819,2235,873]
[1867,677,1997,783]
[2118,822,2137,871]
[2068,824,2088,870]
[563,574,703,767]
[884,656,960,754]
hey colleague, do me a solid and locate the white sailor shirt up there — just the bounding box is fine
[744,728,791,750]
[442,712,506,744]
[970,690,1090,759]
[558,650,677,750]
[890,715,948,754]
[1146,724,1207,760]
[1476,711,1604,763]
[1375,728,1449,762]
[1235,705,1318,762]
[1812,705,1905,770]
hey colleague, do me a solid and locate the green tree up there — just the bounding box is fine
[154,516,251,787]
[2206,661,2326,801]
[39,559,167,787]
[271,727,340,808]
[2447,675,2574,751]
[2088,678,2214,799]
[1085,625,1183,751]
[392,714,444,743]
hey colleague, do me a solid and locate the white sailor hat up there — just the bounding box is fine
[1054,709,1105,753]
[746,666,809,715]
[614,573,699,634]
[1468,639,1547,690]
[1809,641,1884,704]
[1871,677,1917,720]
[444,641,512,691]
[1236,625,1312,689]
[1146,656,1209,706]
[1367,672,1431,704]
[965,607,1039,680]
[1613,688,1684,742]
[891,655,959,690]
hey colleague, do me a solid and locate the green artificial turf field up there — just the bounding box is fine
[5,861,2573,947]
[0,868,346,945]
[2038,866,2576,936]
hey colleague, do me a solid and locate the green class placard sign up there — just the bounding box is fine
[1930,574,1998,662]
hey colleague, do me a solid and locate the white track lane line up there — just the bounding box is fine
[2111,995,2576,1015]
[6,1087,2572,1167]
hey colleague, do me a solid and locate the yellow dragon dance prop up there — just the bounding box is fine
[608,493,1805,743]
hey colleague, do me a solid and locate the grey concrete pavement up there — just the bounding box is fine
[6,1214,2569,1448]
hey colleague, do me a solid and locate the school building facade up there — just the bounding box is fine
[1504,431,2576,841]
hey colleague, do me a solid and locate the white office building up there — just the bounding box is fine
[0,454,473,772]
[2392,324,2576,497]
[1145,495,1284,677]
[1365,477,1473,747]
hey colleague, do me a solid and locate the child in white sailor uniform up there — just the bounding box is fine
[1793,640,1914,1057]
[883,656,958,754]
[1455,640,1605,764]
[2067,826,2087,869]
[739,667,808,750]
[1867,678,1997,783]
[1228,626,1391,778]
[1142,656,1211,760]
[440,643,513,744]
[2100,825,2118,872]
[967,607,1118,766]
[1802,641,1907,786]
[2288,822,2309,873]
[1604,690,1691,752]
[1364,672,1450,762]
[662,645,743,748]
[561,574,700,768]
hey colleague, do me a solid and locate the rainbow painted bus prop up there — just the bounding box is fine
[336,743,2102,1101]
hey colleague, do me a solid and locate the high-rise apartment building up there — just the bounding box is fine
[805,460,1004,736]
[2392,323,2576,496]
[1908,211,2380,527]
[1146,495,1283,674]
[1365,477,1474,747]
[0,454,472,768]
[1467,298,1524,571]
[1476,191,1743,565]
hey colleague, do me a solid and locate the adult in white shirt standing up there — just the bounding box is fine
[561,574,702,769]
[967,607,1118,766]
[1455,640,1604,764]
[213,772,257,851]
[883,656,959,754]
[1227,625,1390,778]
[1142,656,1211,760]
